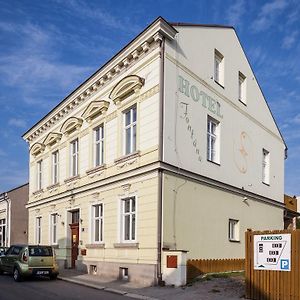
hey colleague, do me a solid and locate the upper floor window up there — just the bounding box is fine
[94,125,104,167]
[37,160,42,190]
[52,151,59,184]
[36,217,42,244]
[92,204,103,243]
[207,117,220,164]
[70,139,79,177]
[262,149,270,185]
[50,213,58,245]
[214,49,224,86]
[121,197,136,242]
[124,106,137,155]
[238,72,246,104]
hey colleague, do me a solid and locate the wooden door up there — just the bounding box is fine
[69,223,79,268]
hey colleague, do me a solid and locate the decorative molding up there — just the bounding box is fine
[109,75,145,105]
[60,117,83,135]
[86,164,106,177]
[64,175,80,184]
[114,151,140,165]
[86,243,105,249]
[106,111,118,122]
[81,100,110,122]
[43,132,62,147]
[113,242,139,249]
[30,143,45,156]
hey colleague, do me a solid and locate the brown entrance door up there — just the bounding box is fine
[69,223,79,268]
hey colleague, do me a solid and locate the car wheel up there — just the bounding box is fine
[50,274,58,280]
[13,268,22,282]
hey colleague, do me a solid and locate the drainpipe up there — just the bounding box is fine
[157,35,165,285]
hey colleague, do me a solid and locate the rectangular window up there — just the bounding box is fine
[52,151,59,184]
[37,160,42,190]
[262,149,270,184]
[214,49,224,86]
[92,204,103,243]
[124,106,137,155]
[94,125,104,167]
[121,197,136,242]
[229,219,239,241]
[207,117,220,163]
[70,139,79,177]
[0,219,6,247]
[238,72,246,103]
[36,217,42,244]
[50,214,58,245]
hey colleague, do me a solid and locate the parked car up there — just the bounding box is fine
[0,245,59,281]
[0,247,8,256]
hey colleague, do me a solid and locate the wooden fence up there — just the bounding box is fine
[187,258,245,282]
[245,229,300,299]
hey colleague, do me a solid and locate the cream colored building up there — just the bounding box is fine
[23,17,286,285]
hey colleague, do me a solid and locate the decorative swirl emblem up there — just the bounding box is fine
[234,131,252,174]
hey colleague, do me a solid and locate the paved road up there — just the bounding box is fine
[0,274,134,300]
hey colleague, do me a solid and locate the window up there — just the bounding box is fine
[70,139,79,177]
[52,151,59,184]
[36,217,42,244]
[207,117,220,163]
[214,49,224,86]
[124,106,137,155]
[0,219,6,247]
[50,214,58,245]
[121,197,136,242]
[262,149,270,184]
[92,204,103,243]
[238,72,246,103]
[229,219,239,241]
[94,125,104,166]
[37,160,42,190]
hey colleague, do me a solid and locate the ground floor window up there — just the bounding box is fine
[121,196,136,242]
[50,214,58,245]
[0,219,6,246]
[36,217,42,244]
[229,219,240,242]
[92,204,103,243]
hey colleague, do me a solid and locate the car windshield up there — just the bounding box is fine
[28,246,53,257]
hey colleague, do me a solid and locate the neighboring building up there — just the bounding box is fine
[0,183,29,247]
[22,17,286,285]
[283,194,298,230]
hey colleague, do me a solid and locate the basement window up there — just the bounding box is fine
[120,267,129,280]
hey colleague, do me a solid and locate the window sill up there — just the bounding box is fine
[214,80,224,89]
[47,183,60,190]
[32,189,43,196]
[207,159,220,166]
[113,242,139,249]
[238,99,247,106]
[262,182,270,187]
[51,244,59,249]
[86,164,106,176]
[114,151,140,164]
[64,175,80,184]
[229,239,240,243]
[86,243,105,249]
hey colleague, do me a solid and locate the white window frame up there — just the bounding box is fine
[37,160,42,190]
[35,216,42,244]
[50,213,58,245]
[262,149,270,185]
[123,106,137,155]
[120,196,136,242]
[94,125,104,167]
[207,117,220,164]
[70,139,79,177]
[238,72,246,103]
[0,219,6,247]
[52,151,59,184]
[214,49,224,86]
[229,219,240,242]
[91,203,104,243]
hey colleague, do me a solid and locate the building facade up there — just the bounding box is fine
[0,184,29,247]
[23,18,286,285]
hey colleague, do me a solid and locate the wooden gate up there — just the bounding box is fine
[245,229,300,299]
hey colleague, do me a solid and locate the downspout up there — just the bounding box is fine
[157,35,165,285]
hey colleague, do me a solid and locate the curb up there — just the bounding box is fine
[58,276,159,300]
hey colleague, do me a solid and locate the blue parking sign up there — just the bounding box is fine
[280,259,289,270]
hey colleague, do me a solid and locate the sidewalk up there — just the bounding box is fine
[58,269,246,300]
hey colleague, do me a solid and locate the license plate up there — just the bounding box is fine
[36,270,49,275]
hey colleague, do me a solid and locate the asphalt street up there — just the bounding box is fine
[0,274,134,300]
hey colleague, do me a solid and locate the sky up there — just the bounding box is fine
[0,0,299,195]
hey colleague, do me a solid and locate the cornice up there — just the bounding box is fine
[23,18,176,143]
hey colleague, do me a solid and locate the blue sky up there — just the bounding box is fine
[0,0,299,195]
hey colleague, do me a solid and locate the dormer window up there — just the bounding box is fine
[60,117,83,135]
[109,75,144,105]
